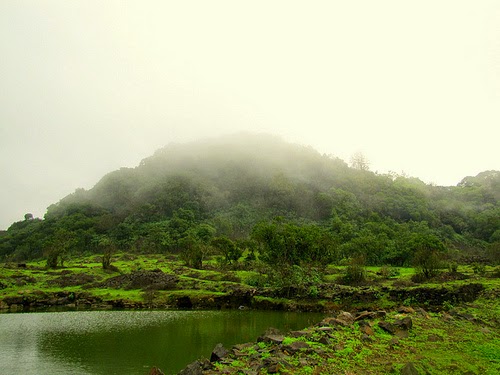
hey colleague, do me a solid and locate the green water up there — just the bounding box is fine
[0,309,323,374]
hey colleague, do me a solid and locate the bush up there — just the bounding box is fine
[448,262,458,273]
[471,262,486,275]
[342,256,366,285]
[378,265,400,279]
[413,249,442,281]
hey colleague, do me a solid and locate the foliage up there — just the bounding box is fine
[0,135,498,273]
[342,256,366,285]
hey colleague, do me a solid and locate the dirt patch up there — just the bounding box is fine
[98,269,178,290]
[48,273,96,287]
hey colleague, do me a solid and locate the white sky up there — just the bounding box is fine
[1,0,499,229]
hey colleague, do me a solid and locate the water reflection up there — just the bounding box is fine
[0,310,323,374]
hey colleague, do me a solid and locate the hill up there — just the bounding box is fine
[1,134,499,268]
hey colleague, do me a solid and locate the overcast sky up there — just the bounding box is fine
[1,1,499,229]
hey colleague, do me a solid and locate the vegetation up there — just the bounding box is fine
[1,135,497,276]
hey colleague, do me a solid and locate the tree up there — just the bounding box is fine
[96,235,117,270]
[44,229,75,268]
[212,236,242,265]
[410,233,446,280]
[350,152,370,171]
[24,213,34,221]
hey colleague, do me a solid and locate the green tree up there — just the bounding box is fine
[212,236,242,264]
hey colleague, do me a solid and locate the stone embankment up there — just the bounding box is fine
[0,281,486,313]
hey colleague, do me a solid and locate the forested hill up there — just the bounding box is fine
[1,134,499,266]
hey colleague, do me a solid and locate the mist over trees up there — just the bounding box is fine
[1,134,498,269]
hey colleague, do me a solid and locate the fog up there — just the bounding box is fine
[1,1,499,229]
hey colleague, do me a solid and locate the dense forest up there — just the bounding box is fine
[1,134,499,273]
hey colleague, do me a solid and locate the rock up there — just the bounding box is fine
[337,311,355,325]
[210,343,229,362]
[282,341,310,354]
[261,357,285,374]
[398,306,415,314]
[318,336,331,345]
[319,317,350,327]
[354,310,386,321]
[415,307,430,319]
[378,321,398,335]
[257,334,284,345]
[359,324,374,336]
[400,362,419,375]
[355,311,377,321]
[178,360,206,375]
[394,317,413,331]
[148,367,165,375]
[289,330,311,338]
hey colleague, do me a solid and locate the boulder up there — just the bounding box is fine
[210,343,229,362]
[337,311,355,325]
[178,359,211,375]
[378,321,398,335]
[394,317,413,331]
[257,334,285,345]
[282,341,310,354]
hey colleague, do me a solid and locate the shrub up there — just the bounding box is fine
[413,249,442,281]
[471,262,486,275]
[342,256,366,285]
[379,265,400,278]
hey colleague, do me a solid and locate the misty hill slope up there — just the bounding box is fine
[1,134,499,263]
[50,134,354,221]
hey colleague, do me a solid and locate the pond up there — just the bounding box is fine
[0,309,324,374]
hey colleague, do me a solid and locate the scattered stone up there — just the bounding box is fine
[400,362,419,375]
[355,311,377,321]
[337,311,355,325]
[282,341,310,354]
[394,317,413,331]
[319,317,350,327]
[415,307,430,319]
[210,343,229,362]
[318,336,331,345]
[289,330,311,338]
[261,358,283,374]
[359,324,375,336]
[378,321,398,335]
[398,306,415,314]
[178,360,206,375]
[257,334,284,345]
